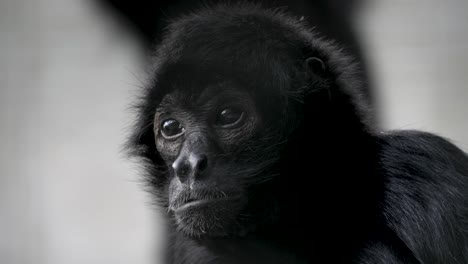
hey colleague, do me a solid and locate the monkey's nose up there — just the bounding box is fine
[172,153,208,182]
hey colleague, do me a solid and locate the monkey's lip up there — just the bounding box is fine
[174,196,242,212]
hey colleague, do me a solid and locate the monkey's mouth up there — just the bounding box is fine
[175,198,213,211]
[174,195,242,213]
[171,192,247,237]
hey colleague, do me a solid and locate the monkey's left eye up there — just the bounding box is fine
[216,107,244,127]
[161,119,185,138]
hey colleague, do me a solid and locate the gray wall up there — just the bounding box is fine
[1,0,162,263]
[1,0,467,263]
[357,0,468,150]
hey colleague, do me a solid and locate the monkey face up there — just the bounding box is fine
[153,84,283,237]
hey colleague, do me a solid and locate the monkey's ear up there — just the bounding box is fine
[302,50,372,135]
[304,56,327,78]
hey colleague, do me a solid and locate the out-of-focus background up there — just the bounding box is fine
[1,0,467,264]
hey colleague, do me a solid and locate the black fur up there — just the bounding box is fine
[127,4,468,263]
[97,0,372,103]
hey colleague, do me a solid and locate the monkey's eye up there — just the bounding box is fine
[161,119,185,138]
[216,107,244,127]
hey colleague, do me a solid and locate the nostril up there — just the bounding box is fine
[180,165,189,176]
[197,155,208,172]
[172,159,190,180]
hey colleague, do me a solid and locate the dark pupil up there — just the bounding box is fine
[161,119,183,137]
[218,108,242,125]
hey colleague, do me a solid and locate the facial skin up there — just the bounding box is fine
[153,84,273,237]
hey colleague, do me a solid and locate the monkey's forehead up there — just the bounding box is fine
[152,49,298,106]
[156,83,254,111]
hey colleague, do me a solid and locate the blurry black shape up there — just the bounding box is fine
[95,0,372,102]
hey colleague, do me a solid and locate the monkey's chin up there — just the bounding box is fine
[173,197,245,238]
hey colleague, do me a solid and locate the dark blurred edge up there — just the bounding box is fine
[93,0,372,103]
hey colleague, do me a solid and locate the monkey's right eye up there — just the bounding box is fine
[161,119,185,139]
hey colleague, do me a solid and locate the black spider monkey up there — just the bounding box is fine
[95,0,468,263]
[121,3,468,264]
